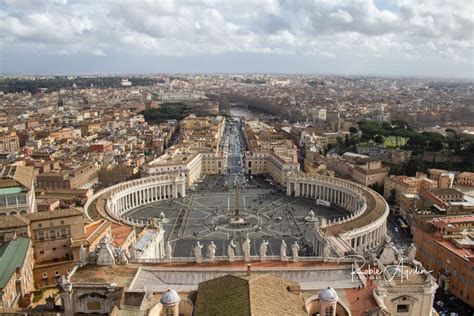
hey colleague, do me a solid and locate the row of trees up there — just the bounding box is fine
[140,103,188,123]
[358,120,446,151]
[0,77,164,94]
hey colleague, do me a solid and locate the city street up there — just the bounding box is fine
[225,119,245,183]
[387,214,413,251]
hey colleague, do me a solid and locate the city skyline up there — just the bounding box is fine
[1,0,473,79]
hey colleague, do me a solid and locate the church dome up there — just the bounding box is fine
[161,288,180,306]
[319,287,338,303]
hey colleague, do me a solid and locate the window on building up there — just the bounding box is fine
[325,306,334,316]
[397,304,409,313]
[0,198,6,207]
[17,194,26,205]
[61,228,67,238]
[50,230,56,241]
[38,232,45,242]
[42,273,47,278]
[55,271,60,276]
[165,308,174,316]
[6,196,16,206]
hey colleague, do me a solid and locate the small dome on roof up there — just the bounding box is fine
[319,287,338,303]
[161,288,180,306]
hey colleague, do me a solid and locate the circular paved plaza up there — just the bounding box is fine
[124,175,348,257]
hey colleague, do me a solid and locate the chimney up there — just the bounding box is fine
[247,264,251,276]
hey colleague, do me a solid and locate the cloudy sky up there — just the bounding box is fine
[0,0,472,78]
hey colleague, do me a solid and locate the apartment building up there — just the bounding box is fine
[413,216,474,307]
[0,215,31,243]
[26,208,85,288]
[327,152,389,187]
[0,165,36,215]
[384,174,437,205]
[458,172,474,187]
[0,133,20,153]
[243,120,300,186]
[0,237,34,308]
[142,115,227,186]
[352,160,389,186]
[36,163,99,190]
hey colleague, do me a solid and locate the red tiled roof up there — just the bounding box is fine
[112,223,134,247]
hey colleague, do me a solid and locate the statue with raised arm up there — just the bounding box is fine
[194,241,203,263]
[228,239,236,262]
[292,241,300,262]
[117,248,128,265]
[207,241,217,262]
[128,243,137,260]
[322,239,331,262]
[407,243,417,261]
[79,244,87,265]
[164,241,172,262]
[259,240,269,261]
[280,240,288,261]
[242,237,251,262]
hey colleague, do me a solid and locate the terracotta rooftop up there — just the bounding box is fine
[344,279,379,315]
[71,264,138,287]
[437,240,474,260]
[25,208,83,221]
[194,274,306,316]
[0,214,30,229]
[111,223,134,247]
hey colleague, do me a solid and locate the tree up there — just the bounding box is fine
[382,122,392,130]
[445,128,457,139]
[349,127,358,134]
[390,164,405,176]
[388,189,397,205]
[429,139,443,152]
[374,134,384,144]
[404,158,426,176]
[369,182,384,195]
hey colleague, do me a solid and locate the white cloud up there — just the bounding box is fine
[329,9,353,24]
[0,0,472,76]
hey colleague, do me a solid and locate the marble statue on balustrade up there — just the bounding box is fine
[242,237,251,262]
[407,243,417,261]
[207,241,217,262]
[228,239,236,262]
[128,243,137,260]
[259,240,268,261]
[322,239,331,262]
[164,242,172,262]
[280,240,288,261]
[194,241,203,263]
[379,235,400,265]
[79,244,87,266]
[96,235,116,266]
[116,248,128,265]
[292,241,300,262]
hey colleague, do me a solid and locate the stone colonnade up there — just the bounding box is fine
[286,173,389,254]
[91,174,186,227]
